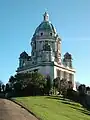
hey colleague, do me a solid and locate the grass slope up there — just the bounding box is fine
[15,96,90,120]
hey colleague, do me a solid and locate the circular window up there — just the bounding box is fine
[50,33,52,36]
[41,33,43,36]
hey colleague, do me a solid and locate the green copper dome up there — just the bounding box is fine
[35,21,56,34]
[33,12,56,36]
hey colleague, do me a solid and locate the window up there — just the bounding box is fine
[41,33,43,36]
[34,41,36,49]
[50,33,52,36]
[32,52,34,56]
[45,40,48,43]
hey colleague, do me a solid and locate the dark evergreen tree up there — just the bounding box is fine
[46,75,52,95]
[78,84,86,105]
[8,72,46,96]
[2,84,5,93]
[60,78,68,97]
[5,83,10,92]
[0,80,3,93]
[78,84,86,95]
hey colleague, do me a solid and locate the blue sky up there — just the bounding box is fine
[0,0,90,85]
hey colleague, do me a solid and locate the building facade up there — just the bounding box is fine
[16,12,76,88]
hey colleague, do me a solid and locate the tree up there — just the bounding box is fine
[60,78,68,97]
[76,81,81,90]
[68,81,73,89]
[14,73,32,89]
[30,72,46,95]
[2,84,5,93]
[9,76,16,84]
[46,75,52,95]
[13,82,22,92]
[78,84,86,105]
[5,83,10,92]
[10,72,46,96]
[78,84,86,95]
[0,80,3,92]
[86,86,90,91]
[53,77,60,94]
[0,84,1,93]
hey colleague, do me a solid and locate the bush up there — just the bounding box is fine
[67,89,79,102]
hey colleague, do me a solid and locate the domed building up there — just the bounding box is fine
[16,12,76,88]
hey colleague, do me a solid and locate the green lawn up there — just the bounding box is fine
[15,96,90,120]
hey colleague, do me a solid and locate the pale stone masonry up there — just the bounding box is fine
[16,12,76,89]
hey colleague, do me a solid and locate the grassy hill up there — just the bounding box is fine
[15,96,90,120]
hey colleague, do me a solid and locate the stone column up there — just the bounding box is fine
[66,72,69,81]
[64,71,67,79]
[72,74,74,85]
[60,71,64,80]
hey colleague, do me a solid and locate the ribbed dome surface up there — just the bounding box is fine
[34,21,56,34]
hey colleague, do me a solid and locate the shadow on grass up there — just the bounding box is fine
[47,95,90,114]
[46,96,75,103]
[46,96,86,109]
[46,95,66,101]
[70,106,90,116]
[60,99,90,116]
[61,101,81,107]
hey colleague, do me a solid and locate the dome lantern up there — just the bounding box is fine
[32,11,57,39]
[43,12,49,21]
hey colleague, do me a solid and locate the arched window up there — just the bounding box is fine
[41,33,43,36]
[50,33,52,36]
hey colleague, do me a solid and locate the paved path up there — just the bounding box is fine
[0,98,38,120]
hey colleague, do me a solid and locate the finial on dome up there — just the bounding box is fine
[43,11,49,21]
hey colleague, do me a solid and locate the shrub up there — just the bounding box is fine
[67,89,79,102]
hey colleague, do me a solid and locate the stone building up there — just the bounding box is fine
[16,12,76,88]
